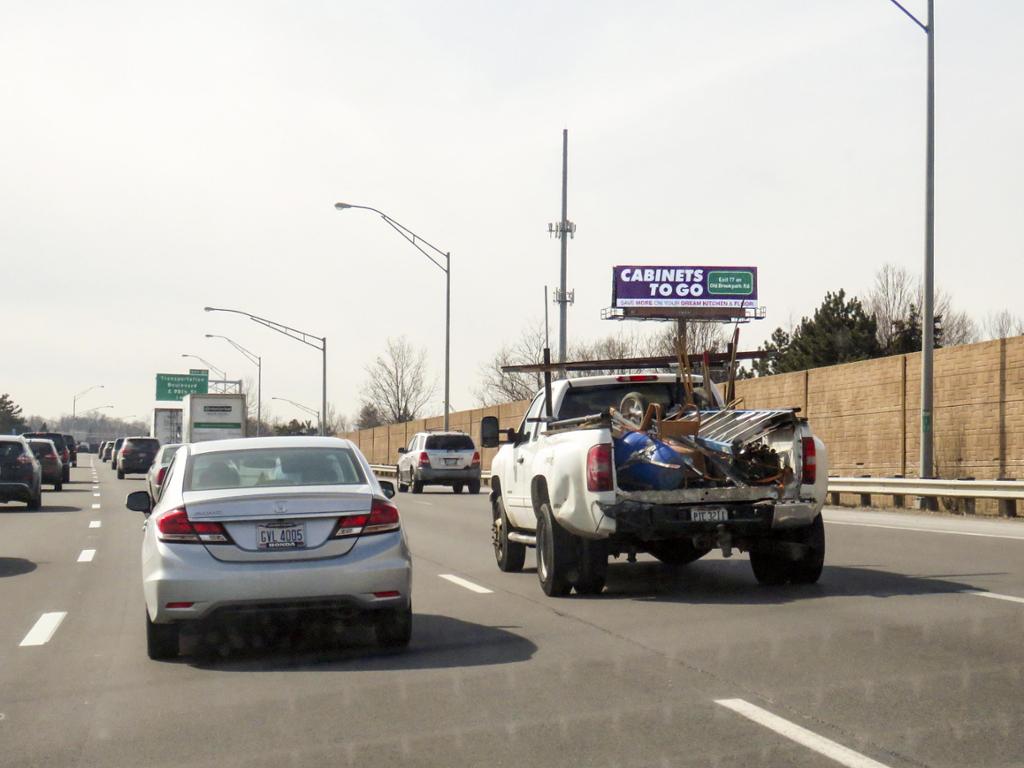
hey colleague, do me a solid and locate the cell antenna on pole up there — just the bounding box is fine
[548,129,575,376]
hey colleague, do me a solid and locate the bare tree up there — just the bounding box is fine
[983,310,1023,340]
[360,337,434,424]
[323,402,351,435]
[864,263,978,350]
[650,321,728,357]
[475,321,548,406]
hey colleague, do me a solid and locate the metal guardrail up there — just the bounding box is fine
[370,465,1019,516]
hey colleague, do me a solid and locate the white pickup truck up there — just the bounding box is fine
[480,373,829,597]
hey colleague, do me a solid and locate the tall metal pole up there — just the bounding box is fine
[321,338,328,436]
[444,253,451,430]
[256,356,262,437]
[558,128,569,366]
[920,0,935,480]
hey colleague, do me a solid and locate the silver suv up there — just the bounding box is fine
[396,431,481,494]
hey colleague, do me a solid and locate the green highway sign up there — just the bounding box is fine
[155,373,209,402]
[707,270,754,296]
[188,368,209,376]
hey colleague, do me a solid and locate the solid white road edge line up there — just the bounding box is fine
[715,699,891,768]
[961,589,1024,605]
[439,574,493,594]
[19,612,68,647]
[77,549,96,563]
[89,521,101,528]
[825,520,1024,542]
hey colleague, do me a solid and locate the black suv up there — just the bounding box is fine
[0,437,43,509]
[22,432,71,483]
[117,437,160,478]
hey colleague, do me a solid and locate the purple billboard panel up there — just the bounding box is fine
[612,266,758,308]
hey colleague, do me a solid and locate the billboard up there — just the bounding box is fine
[155,373,209,402]
[612,266,757,309]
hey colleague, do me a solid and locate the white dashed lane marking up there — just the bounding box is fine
[715,699,891,768]
[439,574,493,594]
[962,589,1024,605]
[92,493,100,497]
[89,521,101,528]
[19,612,68,647]
[77,549,96,563]
[91,503,100,509]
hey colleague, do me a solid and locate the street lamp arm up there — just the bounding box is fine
[205,307,325,350]
[887,0,928,32]
[334,203,449,272]
[206,334,260,366]
[271,397,320,420]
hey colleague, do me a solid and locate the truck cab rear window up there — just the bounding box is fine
[559,382,714,420]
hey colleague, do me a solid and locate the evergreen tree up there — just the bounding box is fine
[0,393,26,434]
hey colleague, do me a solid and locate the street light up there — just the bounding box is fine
[207,334,262,436]
[72,385,104,439]
[180,354,226,380]
[334,202,452,430]
[271,397,321,433]
[204,307,327,436]
[887,0,935,482]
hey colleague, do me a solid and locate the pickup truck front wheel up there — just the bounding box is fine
[536,502,575,597]
[492,496,525,572]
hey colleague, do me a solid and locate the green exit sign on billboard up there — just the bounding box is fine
[155,373,209,401]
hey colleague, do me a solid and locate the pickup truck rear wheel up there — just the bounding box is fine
[492,496,525,572]
[536,502,575,597]
[574,539,608,595]
[789,514,825,584]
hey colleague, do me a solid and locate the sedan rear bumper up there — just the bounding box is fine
[144,530,412,624]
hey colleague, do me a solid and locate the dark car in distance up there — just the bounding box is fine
[22,433,71,483]
[0,436,43,509]
[27,439,63,491]
[63,435,78,467]
[117,437,160,478]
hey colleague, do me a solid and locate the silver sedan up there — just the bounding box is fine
[126,436,411,660]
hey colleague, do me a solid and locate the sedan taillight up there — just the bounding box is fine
[333,499,401,538]
[155,466,167,486]
[156,507,230,544]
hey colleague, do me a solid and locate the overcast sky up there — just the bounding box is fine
[3,1,1022,425]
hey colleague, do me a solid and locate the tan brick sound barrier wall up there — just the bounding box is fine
[343,336,1024,514]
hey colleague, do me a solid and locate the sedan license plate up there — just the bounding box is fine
[256,521,306,550]
[691,507,728,523]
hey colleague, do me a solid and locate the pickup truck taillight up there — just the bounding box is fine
[418,451,430,467]
[156,507,230,544]
[471,451,480,467]
[586,444,614,492]
[801,437,816,485]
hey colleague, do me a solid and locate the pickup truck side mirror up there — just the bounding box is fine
[480,416,500,448]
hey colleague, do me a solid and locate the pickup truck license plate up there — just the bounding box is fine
[691,508,728,523]
[256,521,306,550]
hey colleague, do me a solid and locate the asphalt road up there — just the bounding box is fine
[1,456,1022,768]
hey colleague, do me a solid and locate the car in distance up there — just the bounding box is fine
[126,436,412,660]
[22,432,71,483]
[146,443,181,502]
[27,439,64,491]
[100,441,113,461]
[110,437,126,469]
[63,435,78,467]
[396,431,481,494]
[117,436,160,479]
[0,436,43,510]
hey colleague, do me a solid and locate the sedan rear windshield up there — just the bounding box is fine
[424,435,474,451]
[186,447,367,491]
[125,439,159,451]
[28,441,55,457]
[0,442,26,460]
